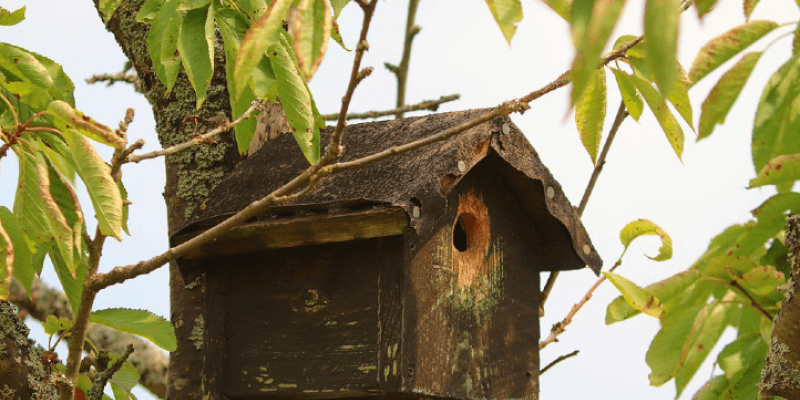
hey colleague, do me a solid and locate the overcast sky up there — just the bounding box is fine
[1,0,799,399]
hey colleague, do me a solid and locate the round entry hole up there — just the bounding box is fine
[453,213,479,253]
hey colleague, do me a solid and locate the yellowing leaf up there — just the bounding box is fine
[48,101,126,149]
[644,0,680,95]
[606,270,701,324]
[291,0,332,81]
[689,20,778,85]
[620,218,673,261]
[630,73,685,161]
[749,154,800,188]
[666,65,694,131]
[485,0,523,44]
[698,52,761,140]
[646,304,705,386]
[234,0,293,101]
[0,6,25,26]
[744,0,761,20]
[604,272,663,319]
[611,68,643,121]
[178,5,215,108]
[331,0,349,19]
[0,207,33,296]
[575,68,606,163]
[0,216,12,300]
[752,56,800,174]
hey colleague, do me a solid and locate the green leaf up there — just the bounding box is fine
[619,218,673,261]
[644,0,680,96]
[611,68,643,121]
[291,0,332,81]
[331,0,349,19]
[0,207,33,296]
[613,34,645,58]
[718,333,763,383]
[270,38,320,163]
[234,0,293,101]
[119,181,130,236]
[99,0,124,22]
[48,101,126,149]
[178,5,215,108]
[541,0,570,20]
[646,304,705,386]
[43,315,61,336]
[674,302,738,397]
[704,255,758,281]
[752,56,800,174]
[761,239,790,276]
[109,357,140,391]
[692,223,748,270]
[63,129,123,241]
[575,68,606,163]
[751,192,800,221]
[744,0,761,20]
[793,23,800,56]
[666,65,693,131]
[110,382,132,400]
[698,51,762,140]
[484,0,523,44]
[694,0,719,18]
[146,0,180,92]
[46,159,84,269]
[570,0,626,105]
[630,73,685,161]
[606,269,701,324]
[692,375,729,400]
[689,20,778,85]
[732,218,785,257]
[0,42,75,104]
[750,154,800,188]
[0,6,25,26]
[0,215,12,300]
[90,308,177,351]
[50,241,86,313]
[136,0,165,23]
[603,272,663,319]
[235,0,268,20]
[330,21,350,51]
[177,0,212,10]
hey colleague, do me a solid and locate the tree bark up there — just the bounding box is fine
[0,301,60,399]
[759,214,800,399]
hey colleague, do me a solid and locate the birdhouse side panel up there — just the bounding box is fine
[404,167,540,400]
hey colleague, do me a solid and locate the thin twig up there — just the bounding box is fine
[540,350,580,375]
[86,72,138,86]
[730,280,774,320]
[127,101,262,163]
[86,345,135,400]
[386,0,421,119]
[320,94,460,121]
[541,101,629,306]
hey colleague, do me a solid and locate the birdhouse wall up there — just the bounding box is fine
[400,161,541,400]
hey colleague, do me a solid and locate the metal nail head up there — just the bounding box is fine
[583,245,591,255]
[502,123,510,135]
[546,186,555,199]
[412,206,421,218]
[457,160,466,173]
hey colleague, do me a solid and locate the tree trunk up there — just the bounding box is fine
[759,214,800,399]
[0,301,60,399]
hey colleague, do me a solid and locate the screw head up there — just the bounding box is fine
[502,123,510,135]
[412,206,421,218]
[457,160,467,172]
[546,186,555,199]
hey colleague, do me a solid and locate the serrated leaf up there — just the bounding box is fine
[644,0,679,95]
[604,272,663,319]
[0,6,25,26]
[611,68,643,121]
[541,0,570,20]
[177,0,211,10]
[630,73,685,161]
[570,0,626,105]
[109,357,140,391]
[178,5,215,108]
[331,0,349,19]
[0,207,33,296]
[90,308,177,351]
[48,101,126,149]
[118,181,130,236]
[0,215,12,300]
[620,218,673,261]
[234,0,293,101]
[270,38,320,163]
[99,0,123,22]
[146,0,180,92]
[50,236,86,313]
[606,269,701,324]
[750,154,800,188]
[63,129,123,241]
[46,160,84,268]
[485,0,522,44]
[744,0,760,20]
[752,57,800,174]
[646,304,705,386]
[291,0,332,81]
[136,0,165,23]
[751,192,800,221]
[575,68,606,163]
[330,21,350,51]
[698,51,761,140]
[0,42,75,104]
[33,133,76,183]
[667,65,693,131]
[689,20,778,85]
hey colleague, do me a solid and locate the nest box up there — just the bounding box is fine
[173,110,602,400]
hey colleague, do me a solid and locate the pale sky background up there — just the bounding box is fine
[1,0,798,399]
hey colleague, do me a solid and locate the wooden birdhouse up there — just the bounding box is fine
[172,109,602,400]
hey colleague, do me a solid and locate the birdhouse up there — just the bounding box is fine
[172,109,602,400]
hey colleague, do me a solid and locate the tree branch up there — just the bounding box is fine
[87,345,135,400]
[540,350,580,375]
[730,280,773,320]
[386,0,421,119]
[320,94,460,121]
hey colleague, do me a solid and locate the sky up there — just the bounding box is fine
[1,0,799,399]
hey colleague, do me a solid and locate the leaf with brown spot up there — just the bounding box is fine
[291,0,332,81]
[698,52,762,140]
[48,100,126,149]
[689,20,778,85]
[750,154,800,188]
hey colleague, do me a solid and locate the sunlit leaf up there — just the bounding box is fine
[63,129,123,241]
[291,0,332,81]
[0,42,75,104]
[793,23,800,56]
[751,192,800,221]
[611,68,643,121]
[48,101,126,149]
[99,0,124,22]
[146,0,180,92]
[0,6,25,26]
[330,21,350,51]
[541,0,570,20]
[91,308,178,351]
[646,304,705,386]
[666,65,693,131]
[613,34,645,58]
[178,5,215,108]
[0,207,32,296]
[689,20,778,85]
[50,245,86,314]
[692,375,729,400]
[269,37,320,163]
[606,270,701,324]
[752,56,800,174]
[570,0,626,105]
[750,154,800,188]
[109,356,140,391]
[46,160,84,268]
[575,69,606,163]
[177,0,211,10]
[761,239,790,276]
[484,0,523,44]
[744,0,761,20]
[235,0,268,20]
[604,272,663,319]
[718,333,763,383]
[644,0,679,95]
[630,73,685,161]
[119,181,130,236]
[331,0,349,19]
[136,0,165,23]
[620,218,673,261]
[698,52,761,140]
[739,265,784,303]
[234,0,293,101]
[0,216,12,300]
[692,224,748,271]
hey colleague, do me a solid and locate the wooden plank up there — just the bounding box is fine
[176,207,408,259]
[202,263,228,400]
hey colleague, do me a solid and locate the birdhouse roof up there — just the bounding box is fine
[175,109,601,273]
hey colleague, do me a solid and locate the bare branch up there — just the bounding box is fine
[387,0,421,119]
[86,72,138,86]
[320,94,460,121]
[87,344,135,400]
[540,350,580,375]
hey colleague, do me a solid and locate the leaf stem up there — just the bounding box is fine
[730,279,774,320]
[321,94,460,121]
